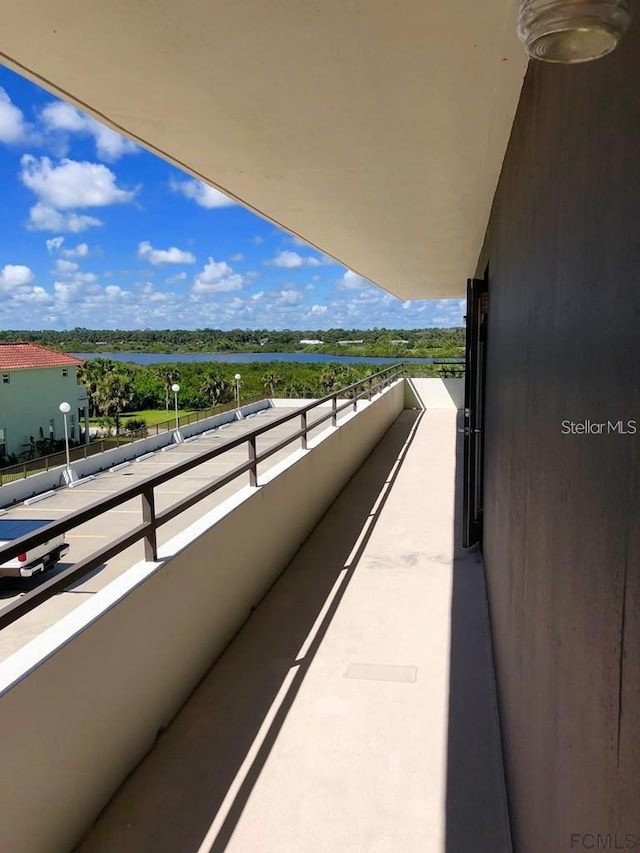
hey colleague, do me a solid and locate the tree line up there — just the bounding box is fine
[78,358,389,430]
[0,327,464,357]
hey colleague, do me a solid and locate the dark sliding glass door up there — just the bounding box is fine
[463,276,488,548]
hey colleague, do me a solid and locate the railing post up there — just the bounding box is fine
[22,462,26,480]
[353,387,358,412]
[301,411,308,449]
[248,436,258,486]
[141,486,157,562]
[332,395,337,427]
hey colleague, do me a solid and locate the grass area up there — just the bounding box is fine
[120,408,197,426]
[89,408,197,427]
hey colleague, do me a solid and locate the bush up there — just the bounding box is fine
[124,417,147,436]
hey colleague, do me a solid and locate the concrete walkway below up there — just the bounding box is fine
[79,410,512,853]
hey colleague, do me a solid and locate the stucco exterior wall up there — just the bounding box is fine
[0,382,404,853]
[481,18,640,853]
[0,366,81,456]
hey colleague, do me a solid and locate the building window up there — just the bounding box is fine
[2,373,9,384]
[62,368,68,377]
[0,427,5,459]
[49,419,55,441]
[70,414,76,440]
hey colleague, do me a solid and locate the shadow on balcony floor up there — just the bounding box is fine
[79,409,510,853]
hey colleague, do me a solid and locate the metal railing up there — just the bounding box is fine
[0,396,265,485]
[0,364,404,630]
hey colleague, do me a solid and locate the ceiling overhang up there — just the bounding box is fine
[0,0,527,300]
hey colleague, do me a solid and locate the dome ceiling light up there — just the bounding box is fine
[518,0,631,63]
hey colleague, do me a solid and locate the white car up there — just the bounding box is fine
[0,519,69,579]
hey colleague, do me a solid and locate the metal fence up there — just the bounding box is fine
[0,395,265,485]
[0,364,404,630]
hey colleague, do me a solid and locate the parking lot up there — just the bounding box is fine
[0,404,333,661]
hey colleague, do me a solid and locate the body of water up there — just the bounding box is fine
[73,351,463,366]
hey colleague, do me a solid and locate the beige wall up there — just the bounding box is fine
[404,378,464,410]
[0,382,404,853]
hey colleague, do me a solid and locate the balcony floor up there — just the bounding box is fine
[79,409,511,853]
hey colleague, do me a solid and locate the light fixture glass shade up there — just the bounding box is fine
[518,0,630,63]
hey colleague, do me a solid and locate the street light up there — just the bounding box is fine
[234,374,241,411]
[59,401,76,484]
[171,383,180,432]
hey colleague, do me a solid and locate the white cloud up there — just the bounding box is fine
[27,203,103,233]
[192,257,243,294]
[271,251,322,269]
[311,304,328,315]
[40,101,85,133]
[0,88,39,145]
[105,284,133,301]
[229,253,244,262]
[138,241,196,265]
[54,280,97,303]
[14,286,53,305]
[54,258,79,275]
[46,236,65,253]
[20,155,136,209]
[170,178,235,209]
[340,270,369,290]
[250,235,265,245]
[164,271,187,285]
[0,264,35,289]
[41,101,137,162]
[61,242,89,258]
[278,288,304,305]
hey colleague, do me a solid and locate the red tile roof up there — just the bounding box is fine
[0,343,84,371]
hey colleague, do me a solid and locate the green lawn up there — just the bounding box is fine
[89,408,197,427]
[120,409,197,426]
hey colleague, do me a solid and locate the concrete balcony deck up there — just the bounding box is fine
[79,409,511,853]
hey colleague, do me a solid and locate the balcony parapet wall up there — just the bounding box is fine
[0,381,404,853]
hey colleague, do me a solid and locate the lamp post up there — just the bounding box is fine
[171,383,180,432]
[234,374,241,411]
[59,401,75,484]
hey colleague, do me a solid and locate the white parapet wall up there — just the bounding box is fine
[0,380,404,853]
[0,399,271,509]
[404,378,464,409]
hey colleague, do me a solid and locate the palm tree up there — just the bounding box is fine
[93,371,133,436]
[319,367,339,394]
[262,371,282,397]
[154,367,181,411]
[78,358,117,417]
[200,370,229,407]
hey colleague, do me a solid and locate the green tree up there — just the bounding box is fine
[154,367,181,411]
[262,371,282,397]
[200,370,230,406]
[78,358,117,417]
[94,371,133,435]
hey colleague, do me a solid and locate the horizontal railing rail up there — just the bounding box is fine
[0,396,266,485]
[0,364,405,630]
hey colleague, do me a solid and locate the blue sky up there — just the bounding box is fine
[0,66,465,331]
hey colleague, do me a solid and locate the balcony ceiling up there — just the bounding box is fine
[0,1,526,300]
